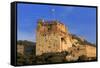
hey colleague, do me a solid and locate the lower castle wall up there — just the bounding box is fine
[36,33,61,55]
[85,45,96,57]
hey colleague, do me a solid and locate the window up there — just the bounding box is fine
[61,38,66,44]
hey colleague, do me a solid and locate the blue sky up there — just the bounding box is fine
[17,3,96,44]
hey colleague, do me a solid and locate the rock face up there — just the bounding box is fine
[36,19,96,60]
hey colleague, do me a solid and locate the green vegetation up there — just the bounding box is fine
[48,24,52,30]
[17,53,25,65]
[17,40,36,46]
[36,51,68,64]
[78,55,88,61]
[17,40,36,65]
[37,19,43,29]
[17,39,96,65]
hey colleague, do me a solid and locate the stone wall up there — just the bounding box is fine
[36,20,72,56]
[36,20,96,58]
[17,45,24,55]
[36,32,62,55]
[85,45,96,57]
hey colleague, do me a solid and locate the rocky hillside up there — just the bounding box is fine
[71,34,96,46]
[17,35,96,65]
[17,40,36,46]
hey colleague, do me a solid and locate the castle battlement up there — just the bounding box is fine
[37,19,68,35]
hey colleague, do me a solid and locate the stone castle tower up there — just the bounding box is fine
[36,19,73,56]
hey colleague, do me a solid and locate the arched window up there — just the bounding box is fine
[61,38,66,44]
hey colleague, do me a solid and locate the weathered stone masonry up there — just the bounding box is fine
[36,19,72,56]
[36,19,96,59]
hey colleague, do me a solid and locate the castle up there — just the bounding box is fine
[36,19,96,59]
[36,19,76,56]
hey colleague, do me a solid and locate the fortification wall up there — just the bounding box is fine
[85,45,96,57]
[36,20,72,56]
[36,32,62,55]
